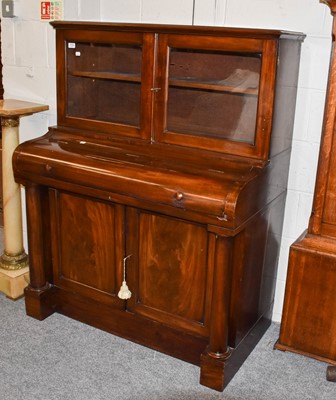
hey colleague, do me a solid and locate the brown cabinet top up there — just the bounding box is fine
[51,21,305,41]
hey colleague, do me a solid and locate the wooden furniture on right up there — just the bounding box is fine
[276,0,336,373]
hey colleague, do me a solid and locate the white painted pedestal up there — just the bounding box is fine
[0,100,48,299]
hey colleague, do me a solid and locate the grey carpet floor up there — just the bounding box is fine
[0,292,335,400]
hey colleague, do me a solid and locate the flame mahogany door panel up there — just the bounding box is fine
[125,208,214,337]
[49,189,125,308]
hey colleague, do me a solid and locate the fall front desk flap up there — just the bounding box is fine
[13,130,269,228]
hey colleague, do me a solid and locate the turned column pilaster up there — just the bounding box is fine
[200,235,233,391]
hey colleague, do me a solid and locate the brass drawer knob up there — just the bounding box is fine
[175,191,184,200]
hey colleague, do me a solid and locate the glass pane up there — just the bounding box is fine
[67,76,141,125]
[167,49,261,144]
[66,42,142,127]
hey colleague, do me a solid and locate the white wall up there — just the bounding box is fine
[1,0,332,322]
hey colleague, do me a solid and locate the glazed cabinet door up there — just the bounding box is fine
[153,34,277,159]
[125,208,215,337]
[56,29,155,139]
[49,189,125,308]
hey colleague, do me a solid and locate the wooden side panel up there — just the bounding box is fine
[127,209,212,337]
[229,211,268,346]
[269,38,303,157]
[50,190,124,307]
[229,194,286,347]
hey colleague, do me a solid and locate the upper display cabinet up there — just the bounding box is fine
[53,22,304,159]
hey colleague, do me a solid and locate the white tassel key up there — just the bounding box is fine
[118,254,132,300]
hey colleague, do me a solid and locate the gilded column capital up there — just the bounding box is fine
[1,116,19,128]
[320,0,336,14]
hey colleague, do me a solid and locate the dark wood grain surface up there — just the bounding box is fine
[14,22,304,391]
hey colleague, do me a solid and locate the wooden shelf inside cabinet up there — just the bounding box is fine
[169,78,259,96]
[69,70,141,82]
[14,22,305,393]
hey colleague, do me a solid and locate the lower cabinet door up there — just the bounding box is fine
[126,207,214,337]
[49,189,125,308]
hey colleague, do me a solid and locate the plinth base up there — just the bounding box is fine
[276,232,336,364]
[0,266,30,299]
